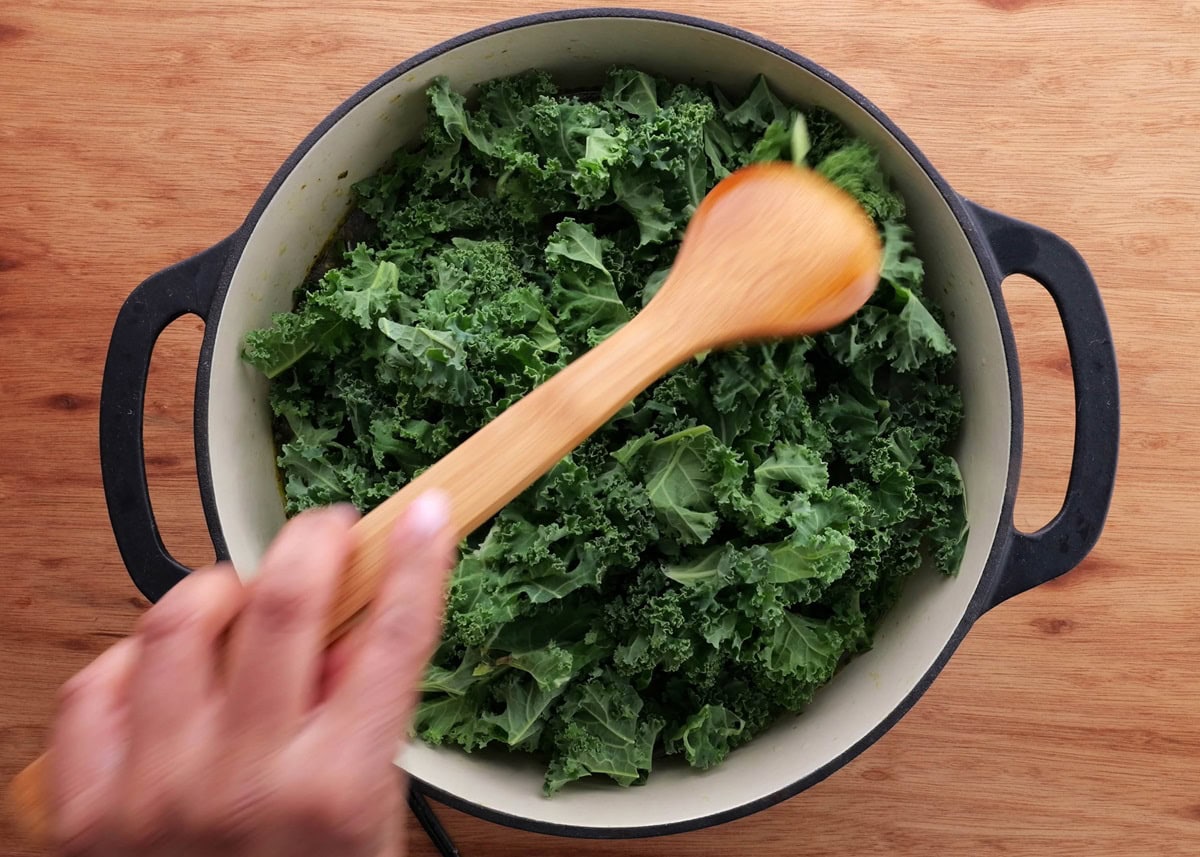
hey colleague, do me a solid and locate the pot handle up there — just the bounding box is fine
[99,238,233,602]
[965,202,1120,609]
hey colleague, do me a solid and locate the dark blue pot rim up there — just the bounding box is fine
[189,7,1026,840]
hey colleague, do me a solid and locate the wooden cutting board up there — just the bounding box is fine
[2,1,1198,854]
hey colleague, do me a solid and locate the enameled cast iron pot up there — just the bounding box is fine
[99,8,1120,839]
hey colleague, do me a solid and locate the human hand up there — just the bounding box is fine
[47,493,454,857]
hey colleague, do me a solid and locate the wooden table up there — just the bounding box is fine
[2,1,1198,854]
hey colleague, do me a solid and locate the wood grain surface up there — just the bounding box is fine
[2,1,1198,855]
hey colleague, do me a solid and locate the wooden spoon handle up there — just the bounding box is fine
[8,307,689,843]
[325,306,687,638]
[8,755,51,845]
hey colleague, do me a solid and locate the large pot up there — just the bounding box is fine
[100,8,1120,839]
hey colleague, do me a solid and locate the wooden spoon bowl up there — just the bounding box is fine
[655,161,882,346]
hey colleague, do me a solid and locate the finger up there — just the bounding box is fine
[49,639,138,852]
[316,633,357,706]
[322,492,455,758]
[221,504,359,749]
[122,564,245,838]
[127,564,245,765]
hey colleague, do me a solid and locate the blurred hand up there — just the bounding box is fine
[47,493,455,857]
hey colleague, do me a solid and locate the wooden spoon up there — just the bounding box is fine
[9,161,881,841]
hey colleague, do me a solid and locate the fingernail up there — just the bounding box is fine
[327,502,362,523]
[404,491,451,540]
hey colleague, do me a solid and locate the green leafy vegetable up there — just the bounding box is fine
[243,69,967,795]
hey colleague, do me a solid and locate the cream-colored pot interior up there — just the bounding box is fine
[205,16,1010,832]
